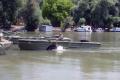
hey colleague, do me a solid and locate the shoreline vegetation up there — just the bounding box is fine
[0,0,120,32]
[10,25,72,32]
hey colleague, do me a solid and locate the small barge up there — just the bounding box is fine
[18,39,101,50]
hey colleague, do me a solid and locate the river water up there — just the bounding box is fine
[1,32,120,80]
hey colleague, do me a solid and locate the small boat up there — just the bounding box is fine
[74,25,92,32]
[0,41,12,55]
[0,41,12,49]
[110,27,120,32]
[18,39,101,50]
[95,28,104,32]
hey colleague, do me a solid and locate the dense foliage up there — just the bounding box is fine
[71,0,120,30]
[0,0,22,30]
[42,0,73,27]
[0,0,120,31]
[21,0,40,32]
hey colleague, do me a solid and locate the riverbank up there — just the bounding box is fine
[9,25,73,32]
[53,27,72,32]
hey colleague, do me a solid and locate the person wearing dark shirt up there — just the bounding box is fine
[46,42,57,50]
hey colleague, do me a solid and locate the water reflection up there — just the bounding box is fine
[0,32,120,80]
[0,49,119,80]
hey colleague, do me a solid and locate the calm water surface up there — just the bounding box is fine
[1,32,120,80]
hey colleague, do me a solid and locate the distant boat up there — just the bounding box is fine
[95,28,104,32]
[39,25,53,32]
[110,27,120,32]
[74,25,92,32]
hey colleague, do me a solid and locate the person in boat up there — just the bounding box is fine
[46,42,57,50]
[57,32,64,40]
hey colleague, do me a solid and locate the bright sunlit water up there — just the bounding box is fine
[0,32,120,80]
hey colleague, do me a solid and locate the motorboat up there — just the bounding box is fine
[74,25,92,32]
[110,27,120,32]
[95,28,104,32]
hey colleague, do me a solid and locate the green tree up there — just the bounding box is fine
[112,17,120,27]
[61,16,74,32]
[72,0,119,30]
[41,18,51,25]
[92,0,114,28]
[79,18,86,25]
[116,0,120,16]
[72,2,89,24]
[0,1,3,28]
[42,0,73,27]
[71,0,98,25]
[0,0,22,30]
[21,0,40,32]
